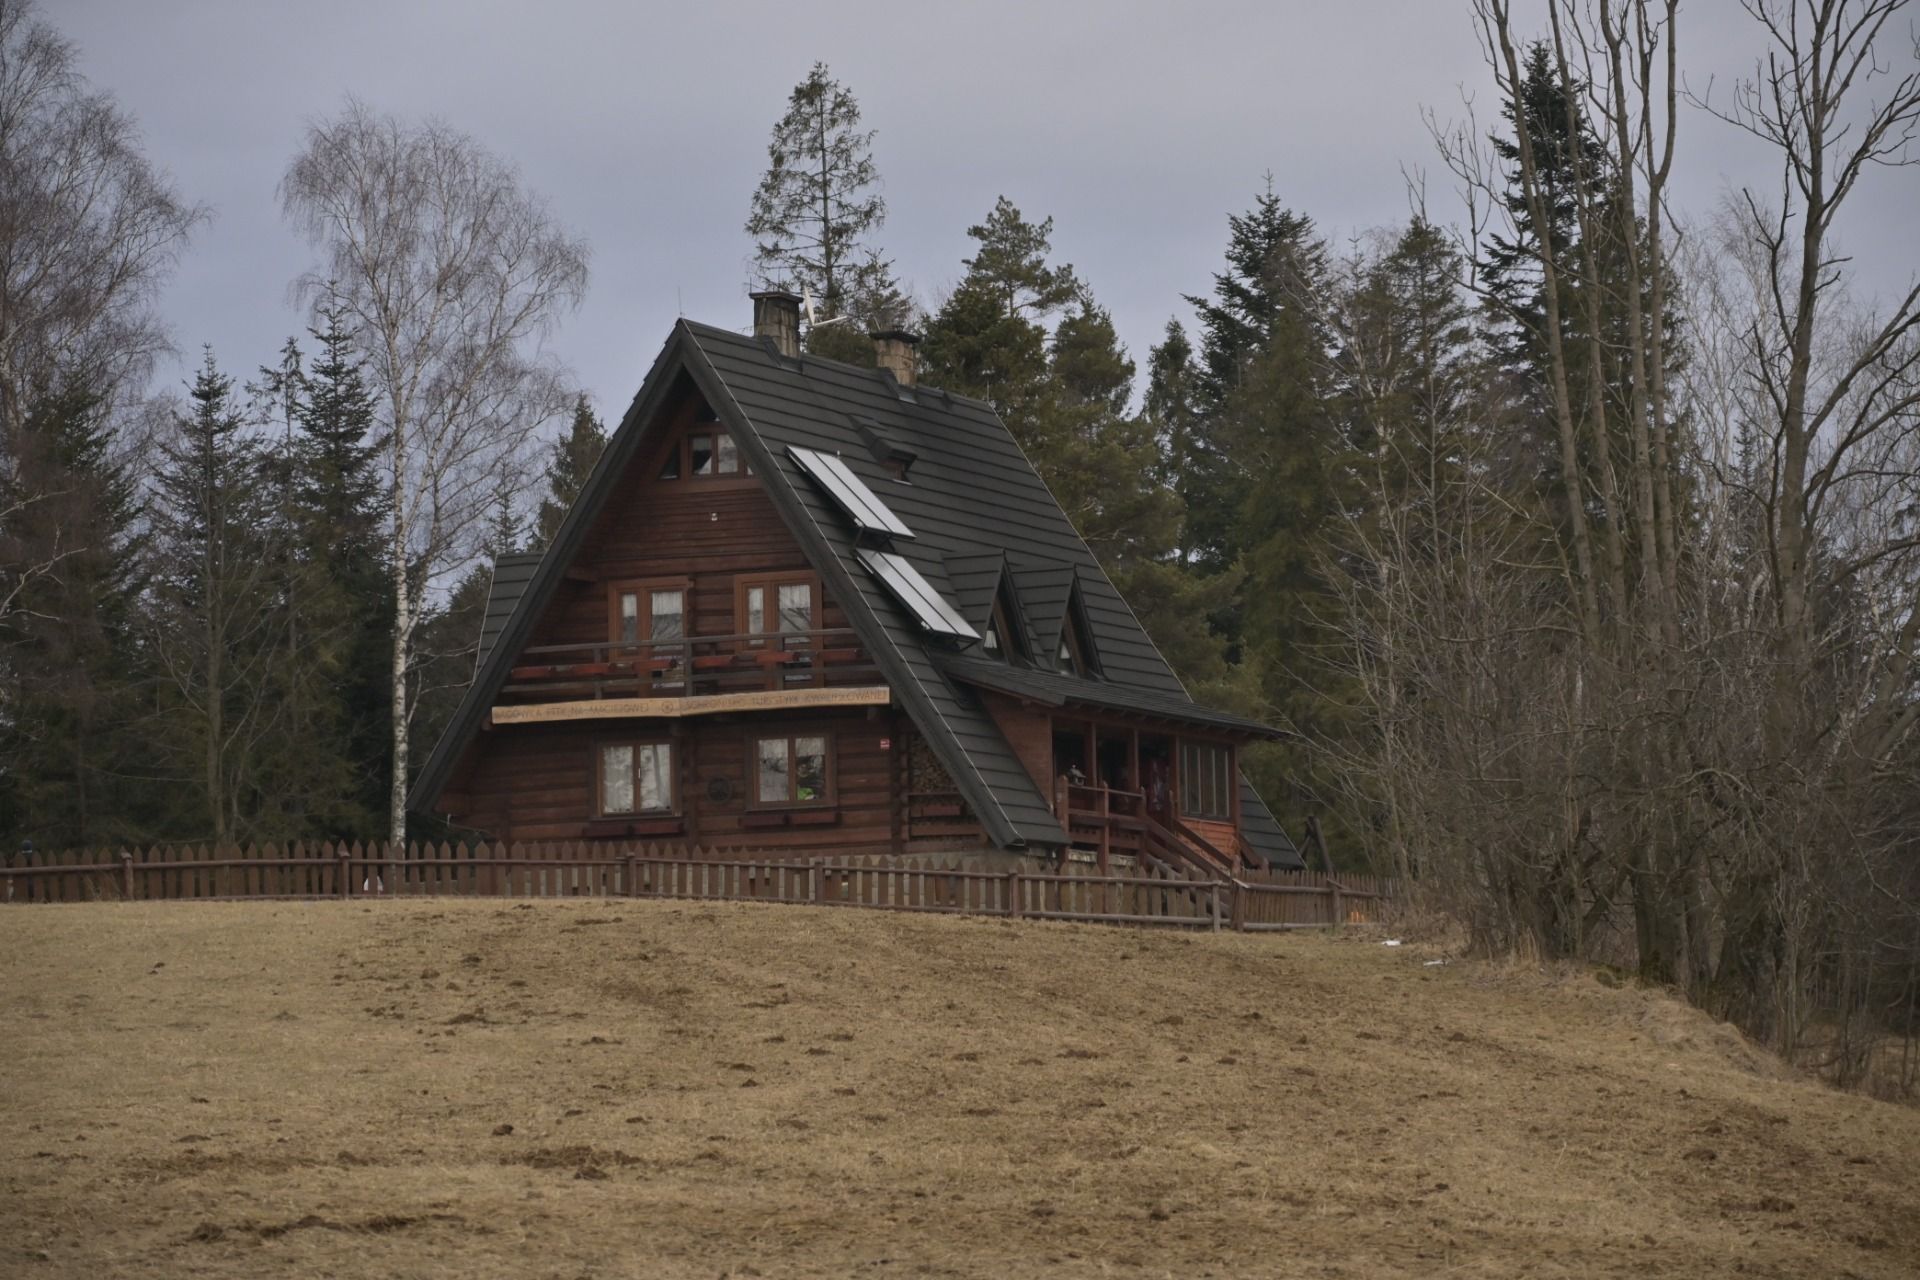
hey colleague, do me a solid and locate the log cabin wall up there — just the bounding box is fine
[451,708,914,853]
[522,392,848,650]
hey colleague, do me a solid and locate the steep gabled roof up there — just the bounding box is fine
[410,319,1299,864]
[476,553,543,670]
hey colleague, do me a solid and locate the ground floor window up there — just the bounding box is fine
[753,734,830,806]
[1178,740,1233,820]
[598,741,674,815]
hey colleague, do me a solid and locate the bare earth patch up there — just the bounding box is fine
[1,899,1914,1277]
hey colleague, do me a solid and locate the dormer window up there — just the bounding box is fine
[982,576,1027,663]
[1056,604,1094,676]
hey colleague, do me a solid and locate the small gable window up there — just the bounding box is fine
[658,429,748,482]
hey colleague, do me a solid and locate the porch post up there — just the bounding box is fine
[1097,785,1110,873]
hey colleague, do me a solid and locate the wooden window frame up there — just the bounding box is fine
[745,726,837,810]
[654,427,754,486]
[592,736,679,818]
[606,576,693,647]
[1176,738,1235,821]
[733,570,821,643]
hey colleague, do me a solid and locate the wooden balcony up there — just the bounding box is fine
[491,628,889,725]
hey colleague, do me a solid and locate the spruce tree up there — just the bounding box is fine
[535,395,607,547]
[0,383,156,848]
[920,196,1075,427]
[285,302,392,835]
[745,62,904,360]
[1177,184,1329,576]
[147,350,283,842]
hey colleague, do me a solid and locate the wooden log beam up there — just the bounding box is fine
[491,685,891,725]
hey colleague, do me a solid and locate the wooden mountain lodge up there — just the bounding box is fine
[409,293,1302,877]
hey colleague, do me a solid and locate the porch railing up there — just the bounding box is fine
[1060,782,1247,879]
[501,627,879,701]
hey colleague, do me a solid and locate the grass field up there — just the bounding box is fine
[2,899,1916,1278]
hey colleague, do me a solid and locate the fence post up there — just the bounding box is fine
[1008,867,1022,919]
[121,852,134,902]
[338,847,351,898]
[810,861,823,906]
[1230,880,1246,932]
[624,852,637,898]
[1210,880,1221,933]
[1329,879,1343,930]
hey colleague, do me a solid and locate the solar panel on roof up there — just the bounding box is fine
[855,548,980,640]
[788,445,914,539]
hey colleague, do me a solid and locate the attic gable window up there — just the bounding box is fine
[658,429,749,482]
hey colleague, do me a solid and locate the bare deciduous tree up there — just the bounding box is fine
[0,0,202,447]
[281,101,589,844]
[1340,0,1920,1093]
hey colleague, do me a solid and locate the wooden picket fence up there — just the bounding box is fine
[0,841,1393,932]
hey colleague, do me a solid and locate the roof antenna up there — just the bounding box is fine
[802,283,853,329]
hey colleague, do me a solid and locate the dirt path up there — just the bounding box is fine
[1,899,1914,1277]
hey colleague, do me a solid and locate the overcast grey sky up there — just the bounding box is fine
[58,0,1920,420]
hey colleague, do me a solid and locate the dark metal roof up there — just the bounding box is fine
[476,553,544,670]
[1237,778,1303,869]
[936,655,1283,738]
[409,318,1298,862]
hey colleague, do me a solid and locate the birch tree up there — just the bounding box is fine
[281,101,588,844]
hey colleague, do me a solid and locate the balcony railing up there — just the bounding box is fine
[501,628,880,702]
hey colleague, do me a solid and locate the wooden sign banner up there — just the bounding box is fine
[490,685,892,725]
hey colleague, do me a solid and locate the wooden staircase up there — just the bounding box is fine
[1059,783,1250,923]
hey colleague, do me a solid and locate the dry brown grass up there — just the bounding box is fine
[2,899,1915,1278]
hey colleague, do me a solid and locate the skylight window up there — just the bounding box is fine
[855,548,979,640]
[788,446,914,539]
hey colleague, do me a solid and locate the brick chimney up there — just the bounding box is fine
[750,289,801,358]
[870,329,920,387]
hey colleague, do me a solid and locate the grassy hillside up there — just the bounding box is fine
[1,900,1915,1278]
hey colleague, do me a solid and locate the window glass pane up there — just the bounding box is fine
[716,433,738,474]
[690,435,714,476]
[777,583,811,633]
[794,736,826,802]
[636,743,672,812]
[619,593,639,644]
[650,590,684,642]
[757,737,788,804]
[601,745,634,814]
[983,624,1000,656]
[746,586,765,636]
